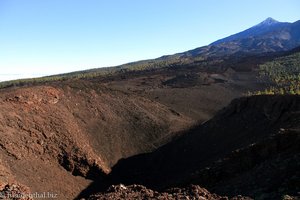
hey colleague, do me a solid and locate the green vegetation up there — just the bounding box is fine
[0,68,115,89]
[0,65,135,89]
[0,53,207,89]
[254,52,300,95]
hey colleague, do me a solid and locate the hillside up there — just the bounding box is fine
[0,48,276,200]
[106,95,300,199]
[0,54,279,200]
[258,47,300,94]
[0,52,271,198]
[0,81,193,199]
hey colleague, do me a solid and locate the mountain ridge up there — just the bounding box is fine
[1,17,299,88]
[211,17,293,45]
[183,18,300,58]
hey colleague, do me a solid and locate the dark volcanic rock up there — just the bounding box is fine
[108,95,300,199]
[88,184,252,200]
[0,183,32,200]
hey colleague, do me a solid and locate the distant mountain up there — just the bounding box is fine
[1,18,299,88]
[180,18,300,58]
[212,17,284,45]
[119,18,300,73]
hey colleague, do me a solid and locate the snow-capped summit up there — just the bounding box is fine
[211,17,289,45]
[255,17,279,27]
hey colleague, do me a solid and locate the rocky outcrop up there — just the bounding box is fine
[189,129,300,199]
[88,184,252,200]
[0,183,32,200]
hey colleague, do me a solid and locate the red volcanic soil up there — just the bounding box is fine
[0,81,191,199]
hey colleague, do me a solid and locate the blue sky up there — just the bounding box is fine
[0,0,300,81]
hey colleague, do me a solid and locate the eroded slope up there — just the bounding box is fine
[0,82,191,199]
[109,95,300,199]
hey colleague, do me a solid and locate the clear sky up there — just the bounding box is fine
[0,0,299,81]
